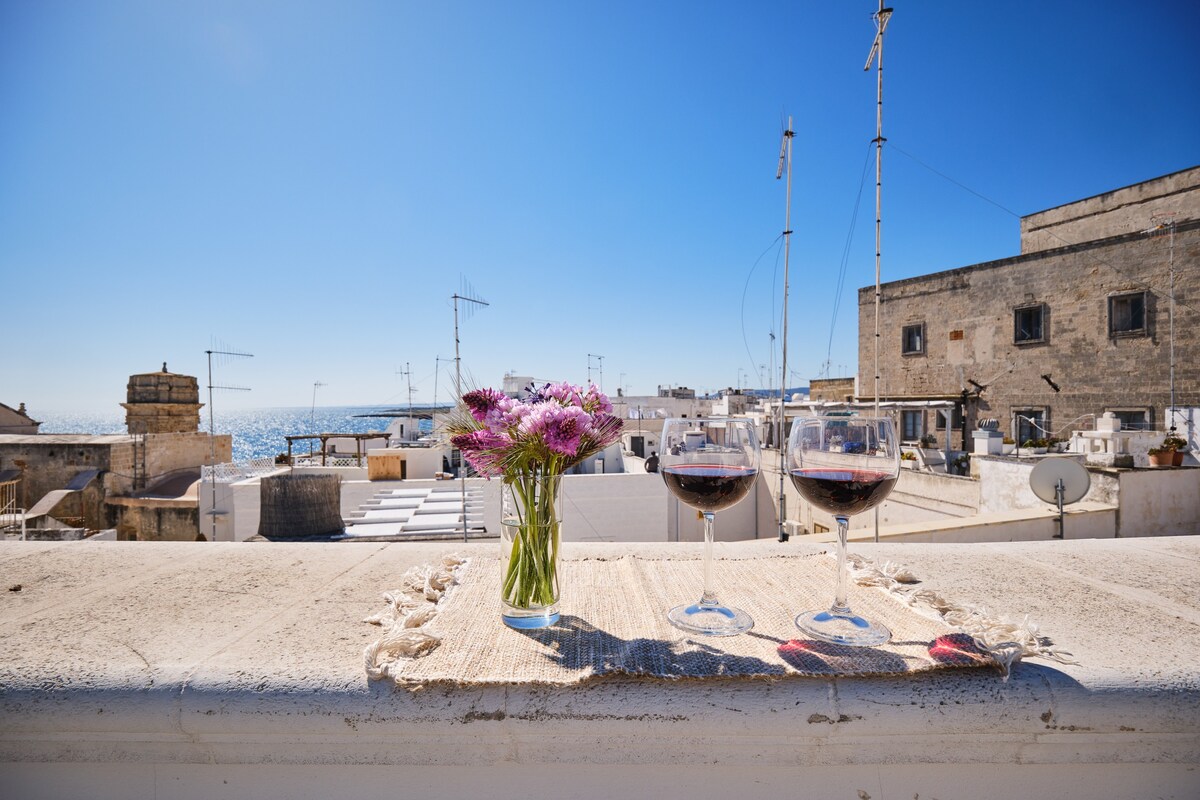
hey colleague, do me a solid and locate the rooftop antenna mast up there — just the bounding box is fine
[205,344,253,542]
[311,382,326,432]
[865,2,892,418]
[433,355,454,414]
[588,353,605,390]
[1146,214,1178,432]
[396,363,414,442]
[451,279,489,542]
[775,115,794,542]
[865,2,893,543]
[310,381,326,456]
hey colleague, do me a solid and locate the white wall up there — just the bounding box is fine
[1115,468,1200,536]
[977,455,1117,513]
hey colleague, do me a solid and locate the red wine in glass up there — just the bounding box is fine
[660,418,760,637]
[786,416,900,647]
[661,464,758,512]
[789,469,897,517]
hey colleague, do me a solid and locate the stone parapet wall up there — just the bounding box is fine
[143,432,231,479]
[1020,166,1200,253]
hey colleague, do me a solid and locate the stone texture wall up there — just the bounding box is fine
[0,432,231,530]
[809,378,856,403]
[0,438,120,523]
[122,368,203,434]
[108,499,202,541]
[1021,167,1200,254]
[858,219,1199,444]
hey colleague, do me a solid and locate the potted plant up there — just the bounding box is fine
[1001,435,1016,455]
[1147,446,1174,467]
[1161,433,1188,467]
[919,433,937,450]
[900,451,918,469]
[1023,438,1047,455]
[950,453,970,475]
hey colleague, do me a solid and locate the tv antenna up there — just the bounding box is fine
[1145,214,1178,432]
[865,1,892,417]
[311,382,326,431]
[396,362,415,442]
[433,355,455,414]
[865,2,893,543]
[775,115,794,541]
[587,353,605,390]
[310,381,326,456]
[451,278,489,542]
[205,343,253,542]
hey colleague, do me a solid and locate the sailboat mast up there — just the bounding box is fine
[777,117,794,542]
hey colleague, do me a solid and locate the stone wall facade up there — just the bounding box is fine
[809,378,856,403]
[858,171,1199,448]
[121,366,203,434]
[0,432,231,531]
[1021,167,1200,254]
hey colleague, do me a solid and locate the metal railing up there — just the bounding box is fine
[1,480,26,540]
[201,457,279,484]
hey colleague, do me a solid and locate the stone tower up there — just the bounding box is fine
[121,363,203,434]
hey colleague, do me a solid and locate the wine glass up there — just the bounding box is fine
[660,417,760,636]
[786,415,899,646]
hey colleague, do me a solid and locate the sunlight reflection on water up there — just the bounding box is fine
[35,407,432,462]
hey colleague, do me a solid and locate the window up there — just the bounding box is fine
[1109,409,1152,432]
[1014,304,1045,344]
[935,406,964,431]
[1014,409,1047,446]
[1109,292,1147,336]
[901,411,922,441]
[901,323,925,355]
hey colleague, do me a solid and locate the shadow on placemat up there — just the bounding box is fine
[776,639,909,674]
[513,614,789,678]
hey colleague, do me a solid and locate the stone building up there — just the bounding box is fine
[0,367,231,540]
[0,402,40,435]
[857,166,1199,448]
[121,363,203,434]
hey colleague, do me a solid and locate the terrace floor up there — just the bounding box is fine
[1,536,1198,799]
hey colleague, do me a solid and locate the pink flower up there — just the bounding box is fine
[451,429,511,477]
[544,405,592,456]
[462,388,508,423]
[583,383,614,415]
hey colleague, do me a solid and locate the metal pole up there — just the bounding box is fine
[1169,221,1176,428]
[776,117,794,542]
[866,3,892,543]
[207,351,215,543]
[453,296,466,543]
[450,292,489,543]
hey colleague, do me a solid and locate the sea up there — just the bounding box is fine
[36,407,435,463]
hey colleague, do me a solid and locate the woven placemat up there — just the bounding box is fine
[372,554,996,686]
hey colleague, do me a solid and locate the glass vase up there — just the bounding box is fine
[500,472,562,629]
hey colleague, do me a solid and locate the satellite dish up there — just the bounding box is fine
[1029,457,1090,505]
[1029,457,1090,540]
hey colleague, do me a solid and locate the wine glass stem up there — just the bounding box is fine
[700,511,718,605]
[832,515,851,615]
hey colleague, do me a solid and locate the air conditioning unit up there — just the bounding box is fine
[784,520,806,536]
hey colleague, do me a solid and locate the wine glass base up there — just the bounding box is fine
[668,602,754,637]
[795,609,891,647]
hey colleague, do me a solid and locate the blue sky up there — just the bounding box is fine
[2,0,1197,413]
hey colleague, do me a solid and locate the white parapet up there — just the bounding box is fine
[1,537,1199,799]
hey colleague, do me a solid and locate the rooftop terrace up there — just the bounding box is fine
[1,536,1198,798]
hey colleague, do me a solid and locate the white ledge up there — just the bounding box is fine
[2,537,1199,799]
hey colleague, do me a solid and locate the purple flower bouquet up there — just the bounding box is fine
[446,382,623,627]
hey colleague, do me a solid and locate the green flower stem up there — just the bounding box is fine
[502,466,561,610]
